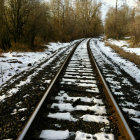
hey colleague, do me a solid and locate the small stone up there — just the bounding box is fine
[28,63,32,66]
[86,135,91,139]
[8,73,12,76]
[105,135,109,139]
[92,136,97,140]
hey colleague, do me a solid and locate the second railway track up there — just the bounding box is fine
[18,39,135,140]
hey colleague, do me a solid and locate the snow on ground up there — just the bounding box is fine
[81,115,109,123]
[0,41,78,102]
[92,39,140,83]
[107,39,129,47]
[75,131,114,140]
[0,42,70,86]
[107,38,140,56]
[55,91,103,105]
[90,38,140,131]
[39,39,114,140]
[40,130,70,139]
[48,112,77,121]
[51,101,106,115]
[40,130,114,140]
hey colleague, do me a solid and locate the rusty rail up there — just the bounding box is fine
[87,40,135,140]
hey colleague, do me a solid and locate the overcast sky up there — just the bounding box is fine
[102,0,136,7]
[99,0,137,20]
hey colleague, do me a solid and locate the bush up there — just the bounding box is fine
[10,42,31,52]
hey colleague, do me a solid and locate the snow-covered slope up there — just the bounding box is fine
[0,42,70,86]
[107,38,140,56]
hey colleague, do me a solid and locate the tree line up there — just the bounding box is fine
[0,0,103,51]
[0,0,140,52]
[105,0,140,45]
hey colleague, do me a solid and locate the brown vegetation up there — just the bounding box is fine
[105,42,140,67]
[127,39,140,48]
[105,1,140,45]
[0,0,103,52]
[105,5,133,39]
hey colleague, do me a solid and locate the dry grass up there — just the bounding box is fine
[0,53,4,57]
[105,42,140,67]
[33,37,48,52]
[9,41,47,52]
[0,48,3,53]
[0,48,4,57]
[32,45,47,52]
[0,43,47,53]
[126,39,140,48]
[10,42,32,52]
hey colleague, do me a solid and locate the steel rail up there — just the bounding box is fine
[87,40,135,140]
[17,40,83,140]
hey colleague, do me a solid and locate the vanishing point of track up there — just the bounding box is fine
[18,39,135,140]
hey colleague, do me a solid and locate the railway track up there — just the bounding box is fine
[18,39,135,140]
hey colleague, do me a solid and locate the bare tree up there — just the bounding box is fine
[105,5,133,39]
[7,0,35,43]
[0,0,104,51]
[0,0,11,50]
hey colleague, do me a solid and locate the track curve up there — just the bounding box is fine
[18,39,135,140]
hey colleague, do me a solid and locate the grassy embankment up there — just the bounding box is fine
[105,41,140,67]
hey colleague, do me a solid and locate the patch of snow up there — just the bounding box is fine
[11,108,27,115]
[131,118,140,124]
[123,47,140,56]
[77,83,97,87]
[76,105,106,114]
[16,101,22,107]
[107,38,140,56]
[124,101,138,108]
[66,68,93,73]
[54,124,61,128]
[8,88,19,94]
[18,108,27,112]
[64,75,95,79]
[0,41,74,86]
[55,92,103,104]
[107,39,129,47]
[86,88,99,93]
[44,80,51,84]
[39,130,70,139]
[75,131,114,140]
[51,103,106,114]
[65,72,94,76]
[48,112,77,121]
[23,94,29,98]
[51,103,74,112]
[0,95,6,102]
[81,114,109,123]
[122,108,140,117]
[21,117,25,121]
[114,92,123,95]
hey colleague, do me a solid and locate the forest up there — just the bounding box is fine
[0,0,140,52]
